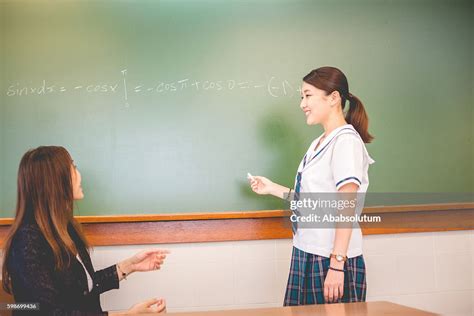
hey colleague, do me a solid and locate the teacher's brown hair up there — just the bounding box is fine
[2,146,89,293]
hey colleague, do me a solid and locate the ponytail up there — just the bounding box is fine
[345,93,374,143]
[303,66,374,143]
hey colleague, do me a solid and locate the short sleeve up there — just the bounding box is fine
[331,134,364,190]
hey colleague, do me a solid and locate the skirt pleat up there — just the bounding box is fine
[284,246,367,306]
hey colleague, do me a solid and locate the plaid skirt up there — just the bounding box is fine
[284,246,367,306]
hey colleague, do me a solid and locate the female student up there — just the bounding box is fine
[250,66,375,305]
[2,146,168,315]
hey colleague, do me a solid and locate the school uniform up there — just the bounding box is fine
[284,124,375,305]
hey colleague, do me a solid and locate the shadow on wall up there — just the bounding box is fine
[238,102,308,210]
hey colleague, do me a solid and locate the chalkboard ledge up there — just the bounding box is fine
[0,203,472,246]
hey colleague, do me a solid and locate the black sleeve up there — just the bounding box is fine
[9,227,108,316]
[92,264,120,295]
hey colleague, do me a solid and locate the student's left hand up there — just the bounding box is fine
[324,265,344,303]
[120,249,170,275]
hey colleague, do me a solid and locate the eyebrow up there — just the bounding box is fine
[303,89,312,93]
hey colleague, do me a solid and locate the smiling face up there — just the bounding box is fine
[300,81,340,125]
[71,161,84,200]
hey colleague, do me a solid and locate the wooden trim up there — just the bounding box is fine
[1,202,472,225]
[0,203,472,246]
[360,202,474,214]
[1,210,289,226]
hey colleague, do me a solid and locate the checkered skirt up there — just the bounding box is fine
[284,246,367,306]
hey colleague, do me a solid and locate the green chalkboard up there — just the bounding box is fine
[1,0,472,217]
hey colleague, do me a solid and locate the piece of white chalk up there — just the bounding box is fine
[247,172,255,181]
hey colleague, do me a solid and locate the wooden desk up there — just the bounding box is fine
[159,301,439,316]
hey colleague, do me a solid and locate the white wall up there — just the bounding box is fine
[92,230,473,316]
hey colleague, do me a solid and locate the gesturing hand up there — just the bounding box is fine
[127,298,166,314]
[120,249,170,275]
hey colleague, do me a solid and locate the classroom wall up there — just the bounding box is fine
[82,230,473,316]
[0,230,472,314]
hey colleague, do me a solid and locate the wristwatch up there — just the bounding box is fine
[330,253,348,262]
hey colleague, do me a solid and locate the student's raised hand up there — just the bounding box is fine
[249,176,275,195]
[120,249,170,275]
[126,298,166,314]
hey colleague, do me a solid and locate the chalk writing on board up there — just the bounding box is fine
[5,70,302,106]
[121,69,129,107]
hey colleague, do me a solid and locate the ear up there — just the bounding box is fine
[329,90,341,107]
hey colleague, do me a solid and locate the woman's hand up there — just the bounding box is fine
[324,267,344,303]
[249,176,275,195]
[249,176,292,200]
[126,298,166,314]
[119,249,170,276]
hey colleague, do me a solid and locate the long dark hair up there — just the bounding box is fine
[303,66,374,143]
[2,146,89,294]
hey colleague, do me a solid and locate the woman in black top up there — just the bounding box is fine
[2,146,168,315]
